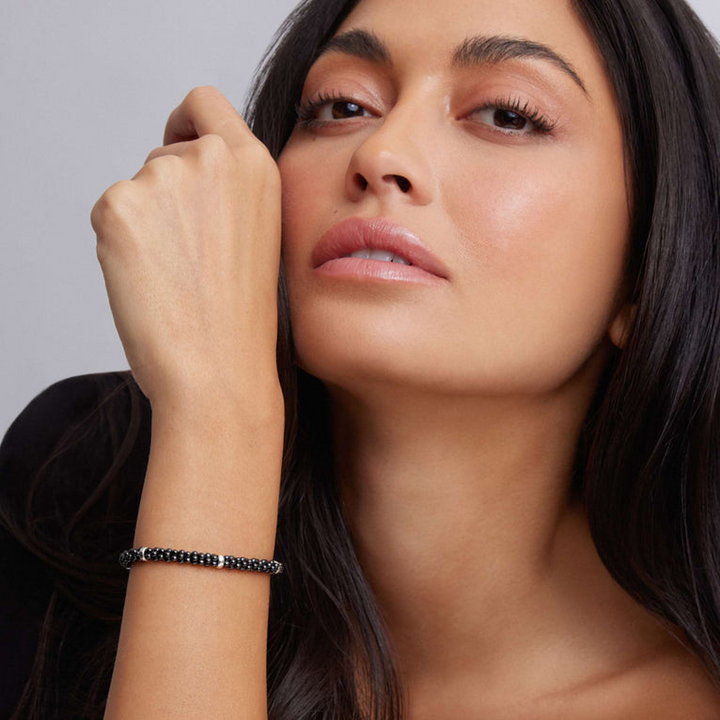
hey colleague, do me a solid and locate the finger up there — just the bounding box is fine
[163,86,254,152]
[143,141,196,165]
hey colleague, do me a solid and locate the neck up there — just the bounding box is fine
[327,352,673,704]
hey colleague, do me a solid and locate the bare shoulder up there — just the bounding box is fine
[603,644,720,719]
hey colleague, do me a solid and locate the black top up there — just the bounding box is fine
[0,371,151,718]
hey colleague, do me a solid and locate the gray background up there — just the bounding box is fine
[2,0,719,437]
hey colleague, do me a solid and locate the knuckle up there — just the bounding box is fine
[242,140,272,168]
[91,180,135,231]
[135,155,185,193]
[144,146,164,164]
[193,134,232,173]
[196,132,226,156]
[144,152,183,177]
[244,142,281,183]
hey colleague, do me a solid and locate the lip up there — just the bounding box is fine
[311,216,450,282]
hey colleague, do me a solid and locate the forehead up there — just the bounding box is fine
[331,0,609,99]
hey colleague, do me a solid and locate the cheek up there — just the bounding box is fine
[445,144,629,380]
[278,141,343,272]
[278,146,315,250]
[277,142,352,374]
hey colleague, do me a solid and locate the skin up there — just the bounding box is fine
[277,0,720,715]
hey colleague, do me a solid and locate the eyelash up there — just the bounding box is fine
[475,95,556,134]
[295,90,557,135]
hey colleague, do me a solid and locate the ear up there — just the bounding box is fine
[608,303,637,350]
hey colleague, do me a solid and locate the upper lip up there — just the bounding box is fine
[311,216,450,279]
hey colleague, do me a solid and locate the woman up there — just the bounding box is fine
[1,0,719,716]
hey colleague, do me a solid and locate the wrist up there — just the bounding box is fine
[149,376,285,432]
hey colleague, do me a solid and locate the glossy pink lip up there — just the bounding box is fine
[311,216,450,280]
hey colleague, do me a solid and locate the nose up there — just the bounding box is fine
[344,99,435,206]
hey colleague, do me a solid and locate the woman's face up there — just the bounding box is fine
[277,0,630,396]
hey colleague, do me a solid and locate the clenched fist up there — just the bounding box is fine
[91,87,283,415]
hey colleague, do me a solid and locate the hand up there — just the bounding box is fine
[91,87,283,414]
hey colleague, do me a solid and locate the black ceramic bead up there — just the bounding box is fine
[118,546,281,574]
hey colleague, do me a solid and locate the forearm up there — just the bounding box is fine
[104,394,284,719]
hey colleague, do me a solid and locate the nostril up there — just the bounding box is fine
[394,175,411,192]
[354,173,411,193]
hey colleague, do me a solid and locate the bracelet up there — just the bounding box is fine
[118,546,283,575]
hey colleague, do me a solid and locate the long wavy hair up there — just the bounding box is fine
[1,0,718,717]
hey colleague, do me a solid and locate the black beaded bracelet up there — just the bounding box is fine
[118,547,283,575]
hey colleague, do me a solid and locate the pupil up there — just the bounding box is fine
[332,101,362,119]
[494,109,526,130]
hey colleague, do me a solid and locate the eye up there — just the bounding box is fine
[295,90,374,128]
[295,90,556,136]
[470,96,556,135]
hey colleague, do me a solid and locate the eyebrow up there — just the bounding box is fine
[314,29,589,98]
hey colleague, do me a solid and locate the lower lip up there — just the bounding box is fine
[313,257,446,285]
